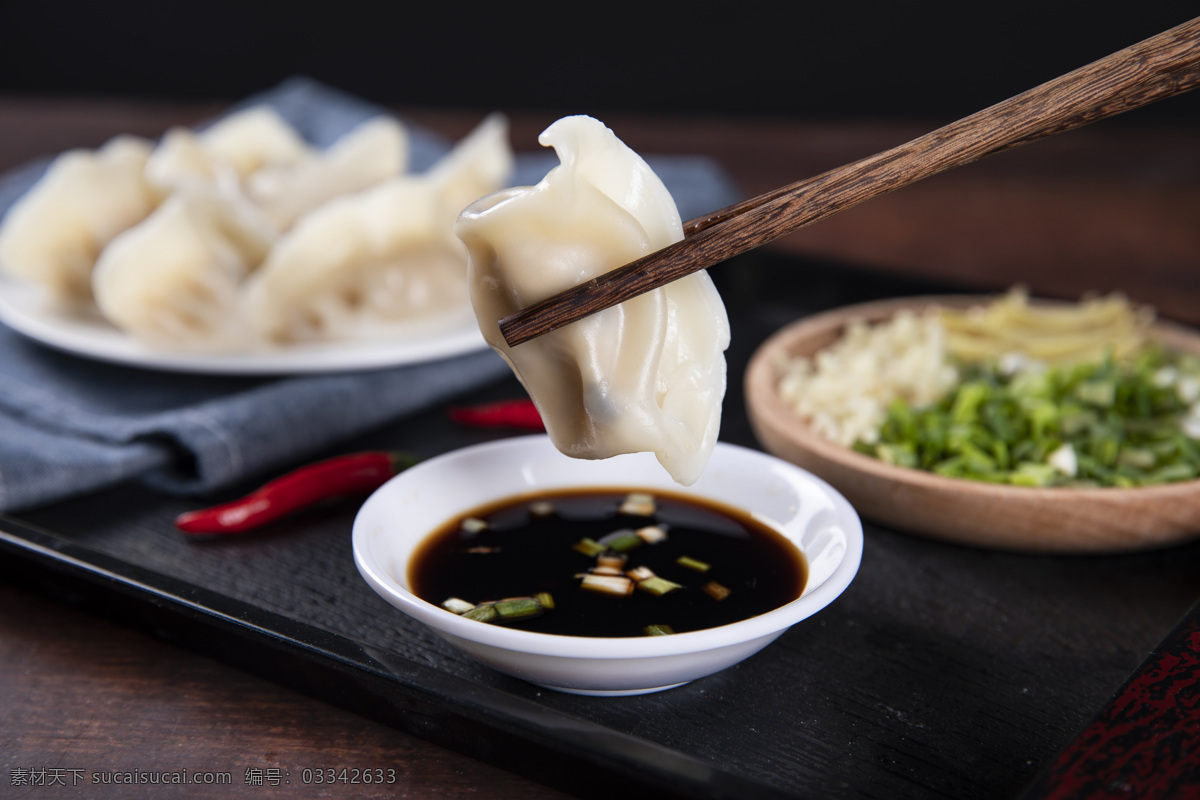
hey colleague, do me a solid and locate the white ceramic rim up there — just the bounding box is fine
[352,435,863,660]
[0,275,487,375]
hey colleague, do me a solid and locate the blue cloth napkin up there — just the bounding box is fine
[0,77,742,513]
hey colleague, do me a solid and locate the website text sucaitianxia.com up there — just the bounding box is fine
[10,766,399,788]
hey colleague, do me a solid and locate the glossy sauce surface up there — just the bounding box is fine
[409,488,807,638]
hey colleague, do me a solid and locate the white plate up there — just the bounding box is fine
[0,276,488,374]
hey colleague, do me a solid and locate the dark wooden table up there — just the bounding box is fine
[2,93,1199,800]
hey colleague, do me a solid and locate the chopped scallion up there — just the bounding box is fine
[494,597,543,621]
[638,576,682,596]
[643,624,675,636]
[599,529,644,552]
[572,537,606,557]
[580,574,635,596]
[625,565,656,582]
[620,492,657,516]
[702,581,732,601]
[462,604,498,623]
[442,597,476,614]
[636,525,669,544]
[461,517,488,534]
[596,554,628,570]
[856,343,1200,488]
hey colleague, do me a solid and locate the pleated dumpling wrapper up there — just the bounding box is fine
[0,135,159,303]
[456,115,730,485]
[146,107,311,196]
[147,107,407,232]
[92,188,275,349]
[243,116,407,231]
[242,114,512,343]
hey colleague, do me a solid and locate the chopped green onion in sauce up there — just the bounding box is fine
[676,556,711,573]
[643,624,676,636]
[638,576,683,596]
[410,488,807,637]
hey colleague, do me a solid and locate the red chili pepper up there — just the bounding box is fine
[174,451,420,535]
[447,398,544,431]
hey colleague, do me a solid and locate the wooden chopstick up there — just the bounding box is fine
[499,16,1200,348]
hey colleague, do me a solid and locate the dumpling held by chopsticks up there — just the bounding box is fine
[456,115,730,485]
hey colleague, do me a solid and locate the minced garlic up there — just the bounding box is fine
[776,309,959,447]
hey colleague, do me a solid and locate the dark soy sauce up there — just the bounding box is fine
[409,487,808,638]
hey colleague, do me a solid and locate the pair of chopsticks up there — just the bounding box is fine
[499,16,1200,348]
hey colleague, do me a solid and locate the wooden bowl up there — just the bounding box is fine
[744,295,1200,554]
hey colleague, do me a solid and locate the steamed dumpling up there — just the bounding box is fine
[242,114,513,343]
[241,179,468,343]
[92,188,274,349]
[423,113,514,219]
[146,107,310,195]
[147,108,406,232]
[199,107,311,175]
[244,116,408,230]
[0,135,159,301]
[456,115,730,485]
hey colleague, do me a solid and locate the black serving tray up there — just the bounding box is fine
[4,254,1200,800]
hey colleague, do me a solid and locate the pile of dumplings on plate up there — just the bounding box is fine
[0,106,514,351]
[0,105,731,485]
